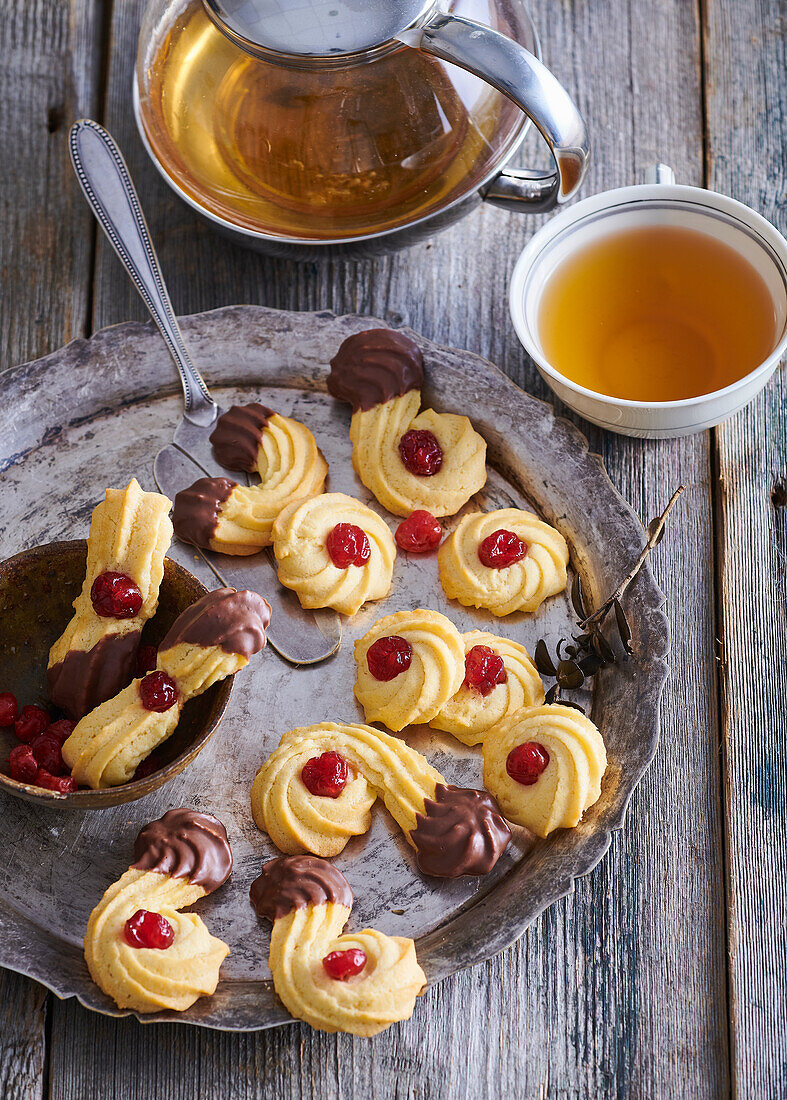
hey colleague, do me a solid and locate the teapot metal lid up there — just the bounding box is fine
[202,0,435,58]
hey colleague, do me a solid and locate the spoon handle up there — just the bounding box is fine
[68,118,216,427]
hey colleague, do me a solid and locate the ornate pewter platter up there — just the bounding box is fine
[0,305,668,1030]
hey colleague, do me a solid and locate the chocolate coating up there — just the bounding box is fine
[210,403,273,472]
[132,808,233,894]
[159,587,271,658]
[250,855,353,922]
[328,329,424,412]
[411,784,511,878]
[47,630,141,719]
[172,477,236,550]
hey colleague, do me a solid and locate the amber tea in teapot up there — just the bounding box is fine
[139,0,524,240]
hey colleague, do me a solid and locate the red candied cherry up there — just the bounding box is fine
[506,742,550,786]
[14,704,50,743]
[463,645,507,697]
[8,744,39,784]
[0,692,18,727]
[395,510,442,553]
[398,429,443,477]
[36,770,78,794]
[31,733,65,776]
[139,671,179,713]
[478,529,528,569]
[133,755,159,781]
[46,719,76,745]
[90,571,143,619]
[124,909,175,950]
[135,644,158,678]
[366,635,412,682]
[301,751,348,798]
[326,523,371,569]
[322,948,367,981]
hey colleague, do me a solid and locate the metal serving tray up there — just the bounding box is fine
[0,306,668,1029]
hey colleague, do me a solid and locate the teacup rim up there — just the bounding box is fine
[509,179,787,411]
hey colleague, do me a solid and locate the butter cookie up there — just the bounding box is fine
[251,721,510,877]
[47,479,173,718]
[328,329,486,517]
[353,608,465,730]
[483,704,607,837]
[430,630,544,745]
[438,508,569,616]
[173,404,327,555]
[272,493,395,615]
[84,808,231,1013]
[251,855,426,1036]
[62,588,270,788]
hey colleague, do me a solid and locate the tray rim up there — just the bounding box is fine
[0,305,669,1030]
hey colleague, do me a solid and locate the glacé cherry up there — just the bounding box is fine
[301,750,349,798]
[90,571,143,619]
[326,523,371,569]
[36,771,78,794]
[138,671,179,713]
[322,948,367,981]
[14,704,50,743]
[506,742,550,786]
[8,744,38,784]
[395,510,442,553]
[31,733,64,776]
[463,645,507,696]
[398,429,443,477]
[366,635,412,681]
[478,529,528,569]
[0,692,19,727]
[124,909,175,950]
[46,719,76,745]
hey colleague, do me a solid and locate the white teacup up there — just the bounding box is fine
[509,165,787,438]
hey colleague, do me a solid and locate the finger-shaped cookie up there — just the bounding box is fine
[328,329,487,517]
[272,493,395,615]
[84,808,232,1013]
[47,479,173,718]
[62,588,270,788]
[173,405,328,555]
[483,704,607,837]
[251,855,426,1036]
[251,721,511,877]
[429,630,545,745]
[353,609,465,730]
[438,508,569,616]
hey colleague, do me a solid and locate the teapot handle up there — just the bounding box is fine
[406,12,589,210]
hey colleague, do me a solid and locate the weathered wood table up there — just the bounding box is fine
[1,0,784,1096]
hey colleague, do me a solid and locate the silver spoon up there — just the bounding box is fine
[67,118,342,665]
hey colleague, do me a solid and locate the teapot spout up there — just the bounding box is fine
[410,12,589,208]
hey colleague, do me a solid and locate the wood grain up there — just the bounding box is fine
[704,0,787,1095]
[44,0,731,1098]
[0,0,104,1096]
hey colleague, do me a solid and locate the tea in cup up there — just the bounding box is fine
[509,165,787,437]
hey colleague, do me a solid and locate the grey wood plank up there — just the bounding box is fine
[0,0,105,1096]
[704,0,787,1096]
[49,0,729,1097]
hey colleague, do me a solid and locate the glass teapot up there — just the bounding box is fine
[135,0,589,256]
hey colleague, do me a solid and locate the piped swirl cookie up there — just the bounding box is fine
[482,704,607,837]
[353,608,465,730]
[172,403,328,555]
[251,855,426,1035]
[438,508,569,616]
[251,721,510,877]
[429,630,544,746]
[272,493,395,615]
[47,479,173,719]
[62,588,270,788]
[328,329,487,517]
[84,808,232,1013]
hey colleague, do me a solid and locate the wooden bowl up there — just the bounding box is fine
[0,540,232,807]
